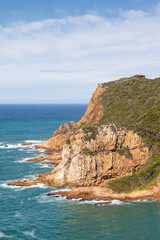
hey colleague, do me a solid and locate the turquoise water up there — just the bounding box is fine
[0,104,160,240]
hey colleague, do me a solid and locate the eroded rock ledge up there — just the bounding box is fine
[47,182,160,203]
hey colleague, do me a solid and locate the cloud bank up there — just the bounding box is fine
[0,5,160,103]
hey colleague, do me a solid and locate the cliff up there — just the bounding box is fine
[9,75,160,198]
[39,124,149,187]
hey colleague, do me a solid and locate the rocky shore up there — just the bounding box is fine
[8,76,160,203]
[47,187,156,203]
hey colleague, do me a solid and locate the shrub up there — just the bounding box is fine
[66,139,71,145]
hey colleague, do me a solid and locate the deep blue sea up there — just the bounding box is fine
[0,104,160,240]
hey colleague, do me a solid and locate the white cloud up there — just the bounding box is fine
[0,5,160,103]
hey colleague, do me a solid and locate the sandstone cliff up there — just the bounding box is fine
[36,124,149,187]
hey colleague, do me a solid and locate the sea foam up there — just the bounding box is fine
[14,157,33,163]
[0,143,24,149]
[0,140,44,150]
[0,231,13,238]
[23,230,35,238]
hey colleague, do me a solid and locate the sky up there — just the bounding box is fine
[0,0,160,104]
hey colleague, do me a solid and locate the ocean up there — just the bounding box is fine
[0,104,160,240]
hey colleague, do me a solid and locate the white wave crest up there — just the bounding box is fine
[0,143,24,149]
[78,199,109,205]
[15,211,22,218]
[109,200,123,205]
[130,199,155,203]
[34,183,47,189]
[23,230,36,238]
[38,163,53,168]
[24,174,36,180]
[0,231,13,238]
[47,187,73,194]
[0,182,21,189]
[0,180,48,190]
[37,194,67,204]
[14,157,33,163]
[0,140,44,150]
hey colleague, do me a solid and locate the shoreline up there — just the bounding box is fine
[47,186,159,204]
[7,141,160,204]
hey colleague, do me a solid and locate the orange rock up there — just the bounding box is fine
[22,142,33,146]
[41,124,149,187]
[8,179,36,186]
[78,84,105,126]
[41,160,60,166]
[153,181,160,201]
[47,187,154,202]
[27,157,45,162]
[38,121,77,151]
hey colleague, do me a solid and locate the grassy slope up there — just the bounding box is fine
[98,76,160,192]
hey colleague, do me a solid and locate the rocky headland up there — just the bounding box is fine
[9,76,160,203]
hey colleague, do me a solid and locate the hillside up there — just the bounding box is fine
[69,75,160,192]
[98,76,160,192]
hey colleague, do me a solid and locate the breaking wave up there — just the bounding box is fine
[0,231,13,238]
[14,157,33,163]
[0,140,44,150]
[23,230,36,238]
[0,143,24,149]
[0,181,48,190]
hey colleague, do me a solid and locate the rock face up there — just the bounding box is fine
[38,121,77,151]
[77,83,105,126]
[152,181,160,201]
[42,124,149,187]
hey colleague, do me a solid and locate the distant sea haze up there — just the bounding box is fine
[0,104,88,121]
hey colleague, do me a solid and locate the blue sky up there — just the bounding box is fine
[0,0,160,103]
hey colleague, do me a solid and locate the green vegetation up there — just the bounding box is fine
[100,77,160,134]
[83,147,96,156]
[107,158,160,193]
[83,126,98,141]
[66,139,71,145]
[117,147,133,160]
[98,76,160,192]
[83,147,106,156]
